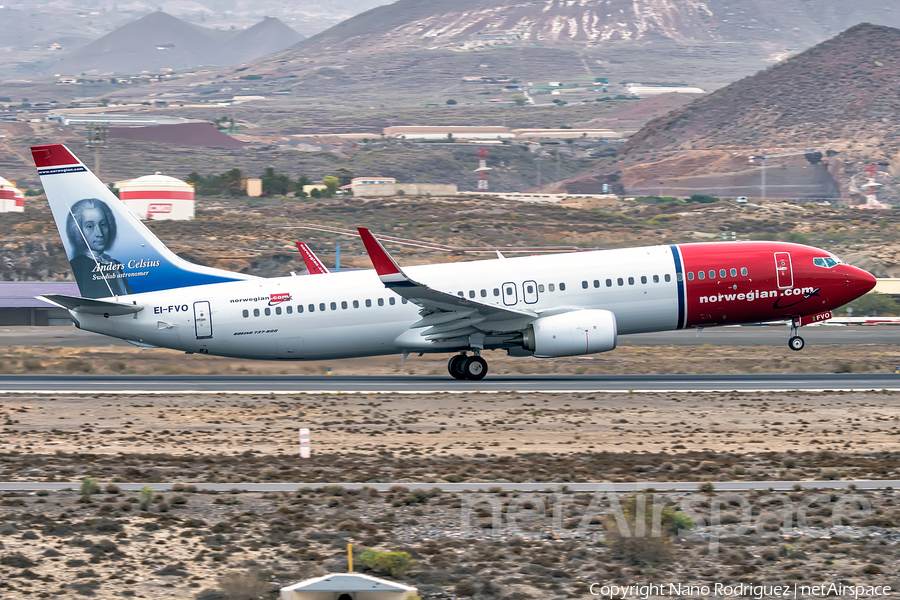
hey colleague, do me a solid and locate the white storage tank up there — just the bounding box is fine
[0,176,25,213]
[119,172,194,220]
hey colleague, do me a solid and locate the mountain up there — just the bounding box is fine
[561,23,900,201]
[226,17,306,64]
[52,11,305,75]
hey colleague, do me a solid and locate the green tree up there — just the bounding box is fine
[260,167,293,196]
[310,188,321,199]
[359,550,414,577]
[323,176,339,197]
[138,486,153,511]
[336,167,354,187]
[686,194,719,204]
[80,477,99,501]
[446,99,457,105]
[512,94,526,106]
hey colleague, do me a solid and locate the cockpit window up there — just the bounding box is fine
[813,257,838,268]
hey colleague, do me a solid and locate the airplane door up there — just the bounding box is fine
[522,280,538,304]
[193,301,213,339]
[774,252,793,289]
[502,282,518,306]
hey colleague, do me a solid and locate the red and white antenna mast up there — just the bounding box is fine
[475,148,491,191]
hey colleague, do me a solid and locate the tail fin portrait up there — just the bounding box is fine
[32,144,254,299]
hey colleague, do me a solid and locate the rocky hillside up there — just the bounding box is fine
[560,23,900,201]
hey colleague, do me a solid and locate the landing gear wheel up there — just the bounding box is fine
[788,336,805,352]
[448,355,467,379]
[461,356,488,380]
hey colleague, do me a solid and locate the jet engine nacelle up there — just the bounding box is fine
[523,309,617,358]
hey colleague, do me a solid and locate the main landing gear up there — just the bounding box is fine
[788,322,805,352]
[448,353,488,380]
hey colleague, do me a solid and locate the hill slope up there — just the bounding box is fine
[226,17,306,65]
[559,24,900,201]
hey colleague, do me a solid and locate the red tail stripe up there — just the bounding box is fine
[357,227,401,276]
[31,144,79,168]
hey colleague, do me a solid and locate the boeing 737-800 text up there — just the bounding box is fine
[31,144,876,379]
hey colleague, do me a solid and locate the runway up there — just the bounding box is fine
[0,480,894,492]
[1,324,898,347]
[2,373,900,393]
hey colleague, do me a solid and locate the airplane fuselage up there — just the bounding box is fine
[72,241,872,361]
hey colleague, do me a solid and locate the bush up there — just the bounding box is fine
[686,194,720,204]
[80,477,99,499]
[138,486,153,511]
[358,549,414,577]
[105,483,121,495]
[218,570,271,600]
[602,496,682,564]
[446,99,457,105]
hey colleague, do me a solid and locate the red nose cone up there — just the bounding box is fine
[854,267,877,294]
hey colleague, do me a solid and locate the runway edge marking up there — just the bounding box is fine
[3,388,900,395]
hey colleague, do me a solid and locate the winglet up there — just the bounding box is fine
[357,227,412,286]
[296,242,330,274]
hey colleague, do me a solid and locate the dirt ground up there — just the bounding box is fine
[1,389,900,598]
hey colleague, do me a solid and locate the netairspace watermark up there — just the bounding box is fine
[459,487,874,556]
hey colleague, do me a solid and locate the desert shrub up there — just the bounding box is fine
[218,570,271,600]
[602,496,684,564]
[698,481,716,493]
[138,486,153,511]
[80,477,100,499]
[358,549,414,577]
[105,483,121,495]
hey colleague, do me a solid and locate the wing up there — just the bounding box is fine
[296,242,330,274]
[357,227,535,343]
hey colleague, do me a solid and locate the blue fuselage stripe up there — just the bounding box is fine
[670,245,686,329]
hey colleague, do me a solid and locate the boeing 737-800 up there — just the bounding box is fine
[31,144,876,380]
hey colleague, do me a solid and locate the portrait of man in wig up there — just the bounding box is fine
[66,198,132,298]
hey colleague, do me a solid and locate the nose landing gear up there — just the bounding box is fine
[788,321,805,351]
[447,353,489,380]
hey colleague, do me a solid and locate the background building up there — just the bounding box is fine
[0,282,76,326]
[352,182,457,197]
[118,173,195,220]
[0,176,25,213]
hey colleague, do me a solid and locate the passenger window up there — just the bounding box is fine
[253,308,260,317]
[549,283,556,292]
[617,278,624,286]
[309,304,315,313]
[641,275,647,284]
[741,267,748,276]
[458,291,464,297]
[401,298,408,304]
[480,289,487,298]
[687,272,694,281]
[628,277,634,285]
[265,307,271,316]
[718,269,725,278]
[329,302,336,311]
[560,283,566,291]
[594,280,600,288]
[298,305,304,313]
[365,299,372,307]
[319,303,326,312]
[341,301,348,309]
[538,284,545,293]
[698,271,705,280]
[709,270,715,279]
[676,273,684,282]
[242,309,249,318]
[468,290,475,298]
[606,279,612,287]
[730,268,737,277]
[286,306,292,315]
[493,288,500,297]
[389,297,396,305]
[582,280,588,289]
[378,298,384,306]
[506,285,514,295]
[653,275,659,283]
[526,284,534,294]
[275,306,282,315]
[665,274,671,282]
[353,300,359,308]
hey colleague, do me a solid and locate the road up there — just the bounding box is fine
[2,373,900,393]
[1,325,898,348]
[0,480,893,492]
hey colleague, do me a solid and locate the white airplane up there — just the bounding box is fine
[32,144,876,380]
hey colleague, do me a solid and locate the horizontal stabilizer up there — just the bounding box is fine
[38,294,144,316]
